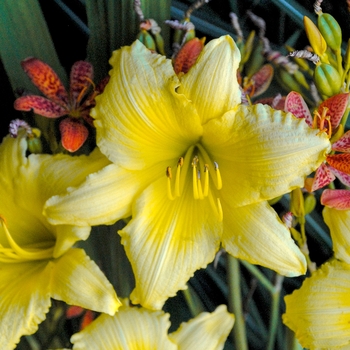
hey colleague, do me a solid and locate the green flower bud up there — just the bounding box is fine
[304,193,316,215]
[318,13,342,51]
[314,63,342,97]
[137,30,156,51]
[290,188,305,218]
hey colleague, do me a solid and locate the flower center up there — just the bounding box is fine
[166,144,223,221]
[0,215,55,263]
[313,106,332,138]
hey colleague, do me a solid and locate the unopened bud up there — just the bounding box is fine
[314,63,342,97]
[317,13,342,51]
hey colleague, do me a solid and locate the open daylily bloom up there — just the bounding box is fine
[283,204,350,349]
[71,300,234,350]
[0,132,120,348]
[285,91,350,191]
[14,58,109,152]
[44,36,330,309]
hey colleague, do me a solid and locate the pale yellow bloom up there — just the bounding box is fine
[71,300,234,350]
[0,132,120,349]
[283,207,350,349]
[45,36,330,309]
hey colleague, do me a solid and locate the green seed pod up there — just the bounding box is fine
[137,30,156,51]
[318,13,342,51]
[314,63,342,97]
[304,193,316,215]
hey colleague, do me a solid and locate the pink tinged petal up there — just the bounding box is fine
[284,91,313,127]
[14,95,68,118]
[120,177,222,310]
[221,200,306,276]
[332,130,350,152]
[321,189,350,209]
[318,92,349,130]
[69,61,94,109]
[326,153,350,174]
[249,64,274,98]
[21,57,69,106]
[323,206,350,263]
[309,163,335,192]
[59,118,89,152]
[328,165,350,187]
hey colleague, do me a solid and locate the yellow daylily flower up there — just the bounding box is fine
[44,36,330,309]
[0,132,120,349]
[71,300,234,350]
[283,206,350,349]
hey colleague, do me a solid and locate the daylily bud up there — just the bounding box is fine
[27,128,43,154]
[290,188,305,218]
[314,63,342,97]
[240,30,255,67]
[137,30,156,51]
[154,33,165,55]
[304,193,316,215]
[317,13,342,51]
[304,16,327,57]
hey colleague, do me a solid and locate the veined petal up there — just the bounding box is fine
[71,302,177,350]
[178,35,241,124]
[202,104,330,207]
[284,91,313,127]
[69,61,94,109]
[0,260,52,349]
[323,205,350,263]
[308,163,335,192]
[92,40,202,169]
[221,200,306,276]
[328,165,350,187]
[14,95,68,118]
[283,260,350,349]
[44,161,166,226]
[169,305,234,350]
[120,176,222,310]
[50,248,121,315]
[21,57,69,106]
[321,189,350,209]
[327,153,350,174]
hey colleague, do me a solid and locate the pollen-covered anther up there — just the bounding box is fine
[214,161,223,190]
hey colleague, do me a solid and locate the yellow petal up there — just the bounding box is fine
[221,200,306,276]
[0,260,52,349]
[178,35,241,124]
[71,302,177,350]
[92,39,202,170]
[120,176,222,310]
[202,103,331,207]
[50,248,121,315]
[283,260,350,349]
[169,305,234,350]
[44,161,167,226]
[323,206,350,264]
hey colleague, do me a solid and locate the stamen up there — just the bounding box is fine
[0,215,54,262]
[208,193,224,222]
[175,157,183,197]
[197,170,204,199]
[203,164,209,197]
[217,198,223,222]
[214,162,223,190]
[166,167,176,200]
[192,156,199,199]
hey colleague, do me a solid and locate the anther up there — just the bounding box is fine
[197,170,204,199]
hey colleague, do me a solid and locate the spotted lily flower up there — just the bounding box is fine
[283,200,350,349]
[14,58,108,152]
[0,131,120,348]
[285,91,350,191]
[71,300,234,350]
[44,36,330,309]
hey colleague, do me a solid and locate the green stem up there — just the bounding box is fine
[226,255,248,350]
[182,285,205,317]
[266,275,284,350]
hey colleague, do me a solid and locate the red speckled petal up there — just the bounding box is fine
[14,95,68,118]
[332,130,350,153]
[328,165,350,187]
[69,61,94,109]
[21,57,69,107]
[327,153,350,174]
[321,189,350,209]
[248,64,274,98]
[310,163,335,191]
[319,93,350,130]
[59,118,89,152]
[284,91,313,127]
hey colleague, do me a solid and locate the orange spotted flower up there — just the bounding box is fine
[14,58,108,152]
[285,91,350,191]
